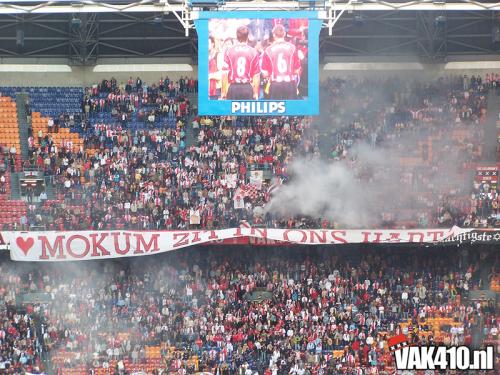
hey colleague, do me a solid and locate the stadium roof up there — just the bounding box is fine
[0,1,497,64]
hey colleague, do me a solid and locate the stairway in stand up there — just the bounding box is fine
[9,172,21,200]
[15,92,31,161]
[183,114,197,148]
[483,89,500,162]
[184,91,199,148]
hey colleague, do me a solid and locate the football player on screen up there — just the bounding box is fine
[260,24,302,100]
[221,26,260,100]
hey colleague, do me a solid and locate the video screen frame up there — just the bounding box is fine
[195,11,321,116]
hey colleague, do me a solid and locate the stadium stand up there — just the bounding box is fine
[0,74,498,374]
[1,73,498,231]
[309,75,492,228]
[0,87,83,119]
[0,94,26,229]
[0,1,499,374]
[0,246,497,374]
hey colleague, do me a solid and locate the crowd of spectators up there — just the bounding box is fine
[306,74,494,228]
[0,144,19,174]
[80,76,195,127]
[0,246,498,374]
[29,115,304,230]
[318,75,489,160]
[20,75,309,230]
[468,177,500,228]
[0,74,498,231]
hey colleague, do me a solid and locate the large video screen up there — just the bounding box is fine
[195,11,321,116]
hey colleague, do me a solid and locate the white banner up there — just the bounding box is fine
[189,209,201,225]
[233,192,245,209]
[249,170,263,190]
[0,226,474,262]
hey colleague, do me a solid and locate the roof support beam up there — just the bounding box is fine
[0,2,497,15]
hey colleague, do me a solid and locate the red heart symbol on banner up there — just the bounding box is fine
[16,237,34,256]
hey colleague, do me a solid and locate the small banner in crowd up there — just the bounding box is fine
[1,226,495,262]
[475,165,498,185]
[16,292,52,305]
[233,188,245,209]
[189,209,201,225]
[249,170,264,190]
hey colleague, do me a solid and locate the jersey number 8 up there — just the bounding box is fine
[237,57,246,77]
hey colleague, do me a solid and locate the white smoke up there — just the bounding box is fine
[265,128,471,228]
[265,145,388,227]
